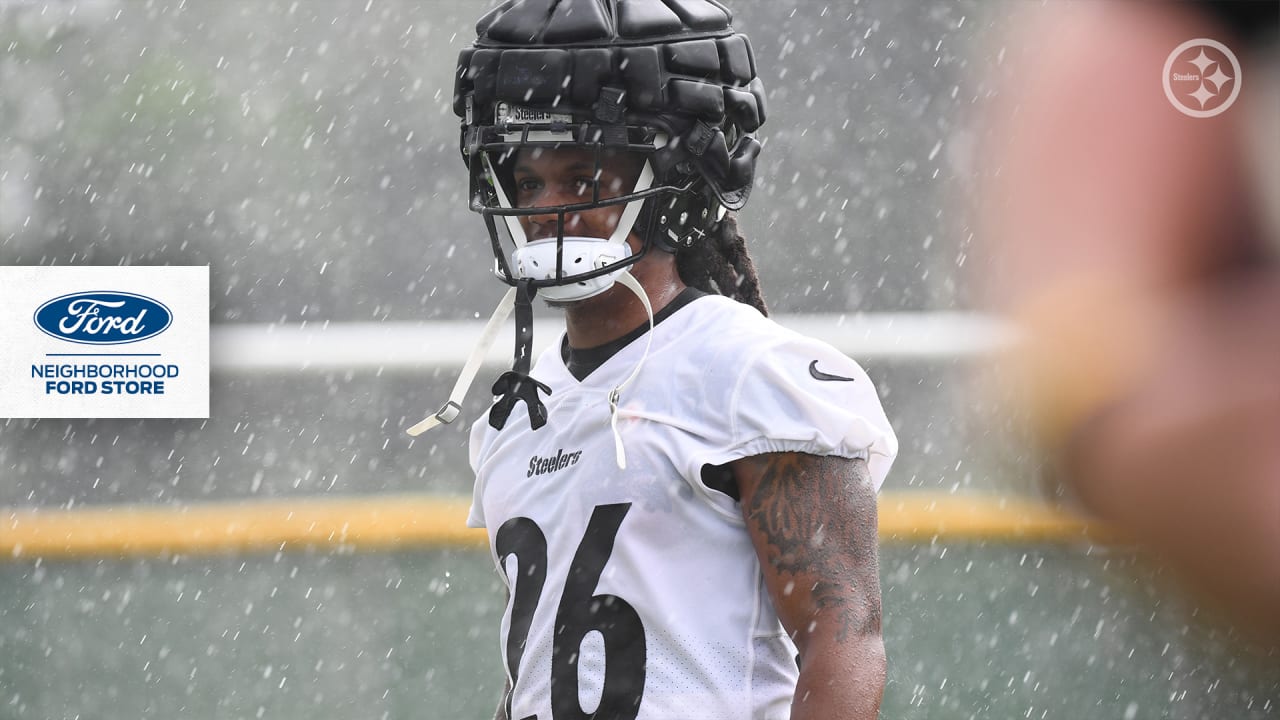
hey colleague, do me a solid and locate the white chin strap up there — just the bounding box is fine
[406,286,517,437]
[608,270,654,469]
[407,270,655,472]
[408,140,659,463]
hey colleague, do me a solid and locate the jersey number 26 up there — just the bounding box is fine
[496,503,647,720]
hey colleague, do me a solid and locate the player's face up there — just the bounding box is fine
[512,146,645,248]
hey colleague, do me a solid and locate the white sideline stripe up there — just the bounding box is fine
[209,313,1015,372]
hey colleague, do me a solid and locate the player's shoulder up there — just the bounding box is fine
[665,295,872,404]
[678,295,850,370]
[674,294,798,356]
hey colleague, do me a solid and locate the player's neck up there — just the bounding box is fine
[563,259,685,350]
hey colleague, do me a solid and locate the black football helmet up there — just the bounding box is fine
[453,0,767,302]
[409,0,766,437]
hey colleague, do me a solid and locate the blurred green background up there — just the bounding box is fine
[1,1,1276,718]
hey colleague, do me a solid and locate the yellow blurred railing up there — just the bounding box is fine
[0,492,1107,560]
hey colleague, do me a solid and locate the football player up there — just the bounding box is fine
[410,1,898,717]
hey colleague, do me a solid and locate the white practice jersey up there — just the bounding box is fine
[468,294,897,720]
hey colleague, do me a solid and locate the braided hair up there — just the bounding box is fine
[674,213,769,317]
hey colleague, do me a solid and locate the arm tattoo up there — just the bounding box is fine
[742,453,881,643]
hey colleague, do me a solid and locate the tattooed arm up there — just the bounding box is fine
[732,452,885,720]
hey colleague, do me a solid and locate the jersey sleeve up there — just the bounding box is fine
[465,417,490,529]
[711,335,898,491]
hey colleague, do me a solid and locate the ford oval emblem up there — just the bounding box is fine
[34,291,173,345]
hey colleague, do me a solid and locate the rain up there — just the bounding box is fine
[1,1,1277,718]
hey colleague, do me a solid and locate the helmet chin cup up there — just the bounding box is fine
[511,237,634,303]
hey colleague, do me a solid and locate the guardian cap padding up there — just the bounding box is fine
[454,0,765,213]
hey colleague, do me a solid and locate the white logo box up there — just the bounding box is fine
[0,266,209,418]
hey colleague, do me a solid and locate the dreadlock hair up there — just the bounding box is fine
[675,213,769,317]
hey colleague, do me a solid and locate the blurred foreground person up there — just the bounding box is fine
[408,1,898,717]
[981,0,1280,640]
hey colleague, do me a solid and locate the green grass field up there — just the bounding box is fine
[2,541,1275,719]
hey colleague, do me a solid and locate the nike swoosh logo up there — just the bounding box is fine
[809,360,857,382]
